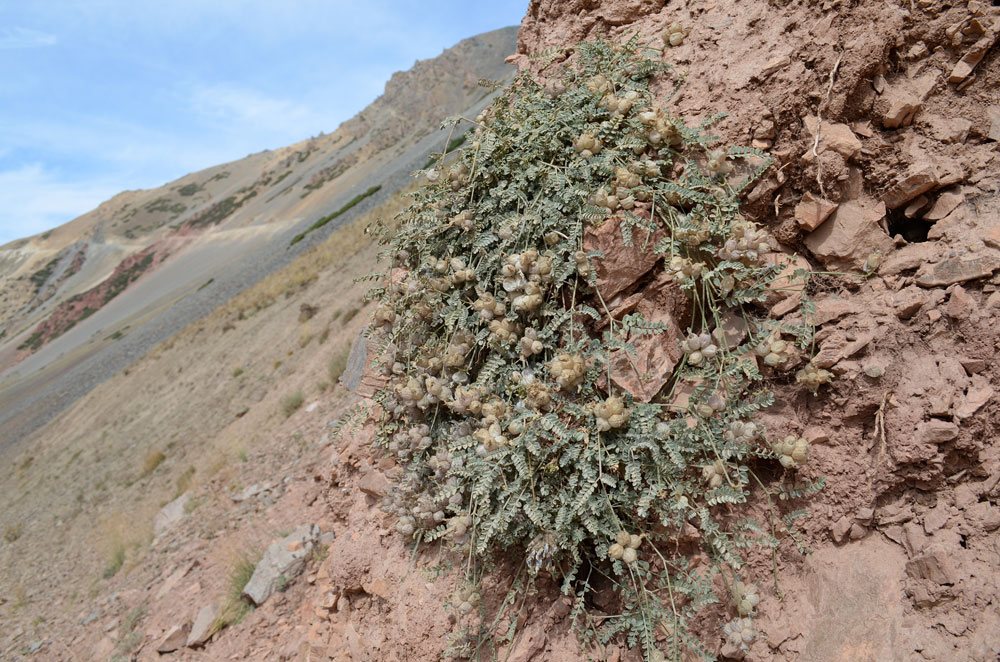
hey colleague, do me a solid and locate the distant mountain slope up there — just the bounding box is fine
[0,26,517,448]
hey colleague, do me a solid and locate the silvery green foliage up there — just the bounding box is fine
[367,37,821,661]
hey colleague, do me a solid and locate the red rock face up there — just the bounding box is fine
[16,245,167,355]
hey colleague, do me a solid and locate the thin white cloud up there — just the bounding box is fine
[189,84,310,124]
[0,26,57,49]
[0,164,121,244]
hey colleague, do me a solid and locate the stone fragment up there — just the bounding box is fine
[924,115,971,144]
[916,256,1000,287]
[762,54,791,76]
[153,494,189,538]
[855,507,875,526]
[949,34,995,83]
[883,164,938,209]
[944,285,974,319]
[231,483,267,502]
[849,523,867,540]
[811,296,857,325]
[713,312,749,350]
[879,88,921,129]
[934,159,964,188]
[893,287,925,319]
[960,358,986,374]
[341,328,369,393]
[243,525,320,606]
[918,420,959,444]
[923,191,963,222]
[766,254,811,302]
[984,225,1000,249]
[804,200,893,270]
[923,505,950,534]
[156,624,190,653]
[880,243,941,276]
[989,111,1000,142]
[365,577,391,600]
[906,552,956,586]
[955,375,994,419]
[610,304,682,402]
[903,195,930,218]
[583,212,663,301]
[186,603,218,648]
[794,192,837,231]
[967,502,1000,532]
[804,116,862,159]
[358,470,390,499]
[831,516,852,543]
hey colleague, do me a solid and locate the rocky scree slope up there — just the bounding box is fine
[0,26,517,449]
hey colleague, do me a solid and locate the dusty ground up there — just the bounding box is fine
[2,1,1000,661]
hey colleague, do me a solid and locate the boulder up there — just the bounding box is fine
[243,524,320,606]
[341,328,369,393]
[804,200,893,270]
[156,624,190,653]
[186,603,218,648]
[153,494,189,538]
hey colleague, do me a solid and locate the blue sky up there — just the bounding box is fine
[0,1,526,244]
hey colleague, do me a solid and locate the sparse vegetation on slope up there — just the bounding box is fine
[289,185,382,246]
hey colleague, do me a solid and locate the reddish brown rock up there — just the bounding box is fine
[944,285,975,319]
[915,256,1000,287]
[924,115,971,144]
[949,33,995,83]
[892,286,925,319]
[609,295,683,403]
[906,551,957,586]
[877,73,936,129]
[583,214,663,301]
[358,470,391,499]
[883,164,939,209]
[156,624,190,653]
[955,375,994,419]
[794,192,838,231]
[917,420,959,445]
[803,116,862,159]
[186,603,219,648]
[923,191,963,222]
[804,200,893,270]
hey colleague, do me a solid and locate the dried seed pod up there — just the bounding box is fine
[771,435,809,468]
[622,547,638,564]
[796,362,833,392]
[594,396,629,431]
[702,459,726,488]
[662,22,686,47]
[550,353,586,391]
[733,581,760,616]
[723,617,756,653]
[608,543,625,560]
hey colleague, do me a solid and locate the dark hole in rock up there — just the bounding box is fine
[886,208,930,243]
